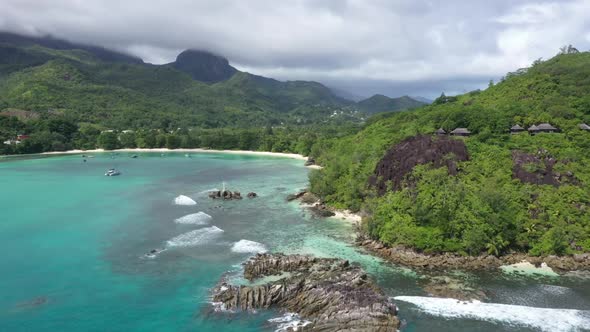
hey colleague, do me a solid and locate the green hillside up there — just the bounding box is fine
[310,51,590,256]
[357,94,425,114]
[0,33,361,130]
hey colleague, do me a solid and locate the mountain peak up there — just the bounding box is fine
[358,94,425,114]
[172,49,238,83]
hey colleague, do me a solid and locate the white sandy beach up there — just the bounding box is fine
[40,148,309,161]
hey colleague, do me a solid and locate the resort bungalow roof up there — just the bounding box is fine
[536,123,558,131]
[435,128,446,135]
[510,125,525,132]
[450,128,471,136]
[579,123,590,131]
[528,123,558,135]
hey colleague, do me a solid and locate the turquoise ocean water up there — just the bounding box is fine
[1,153,589,331]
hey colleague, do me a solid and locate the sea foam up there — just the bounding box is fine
[394,296,590,332]
[268,313,311,332]
[166,226,224,247]
[231,239,267,254]
[174,212,212,225]
[174,195,197,206]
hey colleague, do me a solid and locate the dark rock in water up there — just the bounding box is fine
[304,158,316,166]
[209,190,246,200]
[247,192,257,198]
[309,203,335,217]
[286,190,307,202]
[300,192,319,204]
[212,253,400,331]
[422,276,487,301]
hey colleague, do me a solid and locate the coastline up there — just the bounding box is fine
[331,209,362,224]
[39,148,309,160]
[358,238,590,273]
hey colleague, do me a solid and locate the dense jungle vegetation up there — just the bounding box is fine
[309,50,590,256]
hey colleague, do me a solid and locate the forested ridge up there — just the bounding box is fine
[309,50,590,256]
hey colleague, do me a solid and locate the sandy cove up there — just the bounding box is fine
[40,148,309,160]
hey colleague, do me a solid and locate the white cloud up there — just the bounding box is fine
[0,0,589,98]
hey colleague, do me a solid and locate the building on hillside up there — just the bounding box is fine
[528,123,558,135]
[434,128,446,135]
[16,134,29,140]
[579,123,590,131]
[450,128,471,136]
[510,124,525,134]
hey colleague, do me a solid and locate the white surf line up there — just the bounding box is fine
[174,212,212,225]
[231,239,267,254]
[394,296,590,332]
[166,226,224,247]
[174,195,197,205]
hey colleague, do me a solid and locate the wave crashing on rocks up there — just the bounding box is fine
[211,253,400,330]
[231,240,267,254]
[166,226,224,247]
[268,312,311,331]
[174,195,197,206]
[174,212,212,225]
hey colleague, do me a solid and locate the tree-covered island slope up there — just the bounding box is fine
[309,50,590,257]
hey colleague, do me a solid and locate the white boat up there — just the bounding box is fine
[105,168,121,176]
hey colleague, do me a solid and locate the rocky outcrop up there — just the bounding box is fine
[369,135,469,195]
[212,253,400,331]
[172,49,237,83]
[308,203,336,217]
[423,276,487,301]
[286,191,306,202]
[209,190,243,200]
[512,149,577,186]
[358,238,590,272]
[247,192,257,198]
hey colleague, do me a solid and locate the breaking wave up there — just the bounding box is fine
[268,313,311,332]
[174,212,212,225]
[394,296,590,332]
[166,226,224,247]
[174,195,197,206]
[231,239,267,254]
[199,188,219,195]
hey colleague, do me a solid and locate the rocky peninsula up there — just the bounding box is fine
[211,253,400,331]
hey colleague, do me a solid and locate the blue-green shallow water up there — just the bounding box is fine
[1,152,589,332]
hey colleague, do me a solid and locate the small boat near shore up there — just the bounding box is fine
[105,168,121,176]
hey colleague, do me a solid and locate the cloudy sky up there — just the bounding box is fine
[1,0,590,99]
